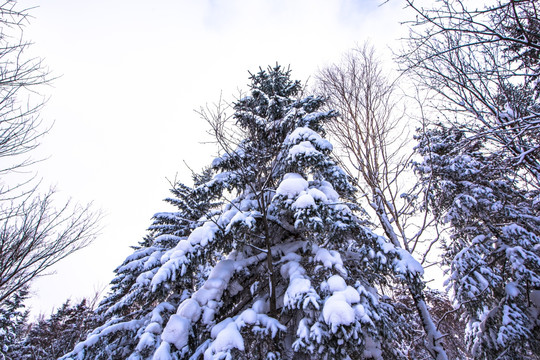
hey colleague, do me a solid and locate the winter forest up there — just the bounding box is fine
[1,0,539,359]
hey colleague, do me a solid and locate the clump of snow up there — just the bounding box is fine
[289,141,319,161]
[255,314,287,338]
[226,211,257,231]
[275,173,308,198]
[211,318,234,339]
[135,332,155,353]
[193,260,235,312]
[71,319,144,355]
[237,309,257,325]
[176,299,201,322]
[341,286,361,304]
[322,293,355,331]
[505,282,519,298]
[292,193,316,209]
[286,127,332,151]
[161,315,190,350]
[150,217,226,291]
[318,181,339,202]
[380,241,395,254]
[144,322,161,335]
[204,322,244,360]
[158,257,237,351]
[327,275,347,292]
[394,248,424,276]
[204,311,286,360]
[252,299,269,314]
[321,274,363,332]
[363,336,383,359]
[188,221,220,247]
[174,239,193,253]
[134,302,176,354]
[308,187,328,202]
[152,342,172,360]
[281,260,319,310]
[314,247,347,276]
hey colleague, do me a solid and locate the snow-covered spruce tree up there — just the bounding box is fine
[64,65,423,359]
[19,298,99,360]
[59,170,218,359]
[414,125,540,359]
[148,168,216,239]
[0,287,28,360]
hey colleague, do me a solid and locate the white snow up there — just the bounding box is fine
[226,211,256,231]
[194,260,235,303]
[314,247,347,276]
[327,275,347,292]
[318,181,339,202]
[505,282,519,298]
[135,332,155,352]
[161,315,190,350]
[286,126,332,151]
[341,286,360,304]
[211,318,234,339]
[322,293,355,331]
[152,342,172,360]
[288,140,319,161]
[204,322,244,360]
[252,299,269,314]
[322,275,362,332]
[275,173,308,198]
[71,319,144,354]
[394,248,424,276]
[237,309,257,325]
[363,336,383,359]
[150,219,223,291]
[174,239,194,253]
[308,187,328,202]
[292,193,316,209]
[281,260,319,310]
[176,298,202,322]
[256,314,286,338]
[188,221,219,247]
[144,322,162,334]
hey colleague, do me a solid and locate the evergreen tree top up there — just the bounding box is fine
[247,64,301,98]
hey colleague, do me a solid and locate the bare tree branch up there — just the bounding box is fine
[0,1,100,308]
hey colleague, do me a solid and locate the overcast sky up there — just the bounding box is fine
[17,0,406,316]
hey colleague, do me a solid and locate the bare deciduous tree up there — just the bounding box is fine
[401,0,540,187]
[316,44,449,360]
[0,191,99,304]
[317,44,423,250]
[0,1,99,306]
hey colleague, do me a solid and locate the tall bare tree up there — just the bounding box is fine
[317,44,449,360]
[0,1,99,306]
[401,0,540,187]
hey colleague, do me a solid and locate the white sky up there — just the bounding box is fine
[16,0,407,316]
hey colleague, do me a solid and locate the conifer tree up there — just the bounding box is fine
[19,298,99,360]
[414,125,540,359]
[402,1,540,357]
[0,287,28,360]
[59,169,218,359]
[63,65,423,360]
